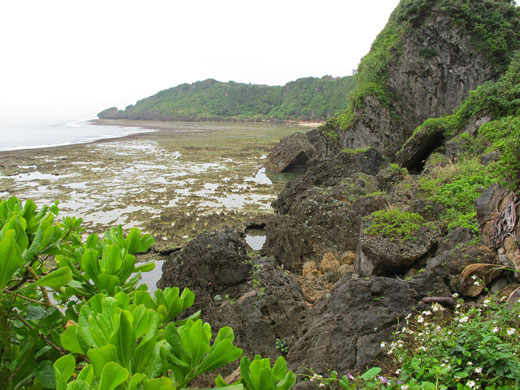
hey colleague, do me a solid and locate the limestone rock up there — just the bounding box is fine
[289,276,421,374]
[157,229,251,310]
[265,132,315,173]
[355,219,438,277]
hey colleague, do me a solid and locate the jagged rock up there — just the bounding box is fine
[289,276,421,374]
[201,257,306,360]
[157,229,251,310]
[355,219,438,277]
[395,124,445,172]
[266,185,387,273]
[421,244,500,297]
[273,148,386,214]
[265,132,316,173]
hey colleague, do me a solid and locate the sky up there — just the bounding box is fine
[0,0,400,120]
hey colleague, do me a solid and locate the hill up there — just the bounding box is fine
[97,76,355,122]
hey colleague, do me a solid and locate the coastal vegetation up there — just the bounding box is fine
[0,197,295,389]
[331,0,520,131]
[98,76,355,122]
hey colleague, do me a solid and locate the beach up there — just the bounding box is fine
[0,120,304,253]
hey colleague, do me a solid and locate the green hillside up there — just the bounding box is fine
[98,76,355,122]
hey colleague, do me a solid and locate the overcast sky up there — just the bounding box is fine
[0,0,400,120]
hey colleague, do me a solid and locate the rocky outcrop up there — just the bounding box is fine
[273,148,386,214]
[289,276,421,374]
[265,132,315,173]
[337,11,495,159]
[157,229,252,310]
[355,219,439,277]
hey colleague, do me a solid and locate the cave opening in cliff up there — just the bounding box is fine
[408,134,446,174]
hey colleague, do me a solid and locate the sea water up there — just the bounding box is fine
[0,118,154,151]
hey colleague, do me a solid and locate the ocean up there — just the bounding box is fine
[0,118,154,152]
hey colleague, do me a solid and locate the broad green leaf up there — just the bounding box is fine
[360,367,381,381]
[181,320,211,366]
[214,326,235,344]
[97,273,120,295]
[276,371,296,390]
[36,360,56,389]
[66,381,90,390]
[77,364,94,384]
[98,362,129,390]
[165,323,188,361]
[117,253,135,282]
[81,249,100,283]
[109,310,136,370]
[134,262,155,273]
[239,357,254,390]
[2,216,29,251]
[35,267,72,289]
[272,356,287,381]
[100,244,122,275]
[54,355,75,390]
[61,324,87,354]
[24,220,54,261]
[128,373,146,390]
[197,339,243,375]
[143,377,174,390]
[87,344,118,378]
[134,337,161,373]
[0,229,24,290]
[251,366,276,390]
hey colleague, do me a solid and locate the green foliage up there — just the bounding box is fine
[0,196,291,390]
[366,209,427,241]
[419,159,498,232]
[394,0,520,71]
[331,0,520,135]
[388,297,520,389]
[98,76,355,122]
[231,355,295,390]
[341,147,371,155]
[55,225,155,300]
[306,298,520,389]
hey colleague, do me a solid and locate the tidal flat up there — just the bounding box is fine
[0,120,305,253]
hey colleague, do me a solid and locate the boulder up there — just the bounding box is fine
[289,276,421,374]
[273,148,386,214]
[355,219,438,277]
[265,132,316,173]
[266,184,387,273]
[157,229,252,310]
[201,257,306,360]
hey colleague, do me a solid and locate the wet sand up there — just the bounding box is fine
[0,120,304,252]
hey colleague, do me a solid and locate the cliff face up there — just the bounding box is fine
[309,0,520,160]
[340,12,493,157]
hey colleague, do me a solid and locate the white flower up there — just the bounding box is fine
[380,342,386,348]
[474,281,480,286]
[507,328,516,336]
[471,275,478,280]
[452,292,459,298]
[467,361,473,366]
[483,299,491,307]
[467,380,476,388]
[492,327,499,333]
[319,384,325,388]
[459,316,469,323]
[422,310,432,316]
[475,367,483,374]
[401,385,409,390]
[417,316,424,323]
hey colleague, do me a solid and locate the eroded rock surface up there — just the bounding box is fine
[265,132,316,173]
